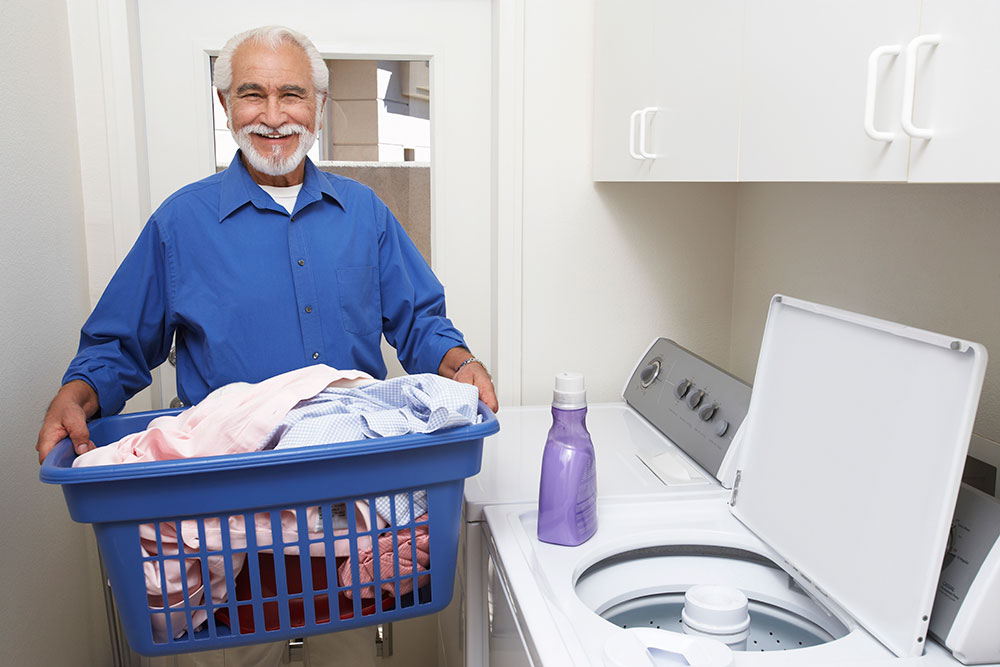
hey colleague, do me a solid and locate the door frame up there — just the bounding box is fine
[66,0,526,408]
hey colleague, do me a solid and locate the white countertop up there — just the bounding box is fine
[464,402,718,522]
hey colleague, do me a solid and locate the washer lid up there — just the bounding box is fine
[730,296,987,658]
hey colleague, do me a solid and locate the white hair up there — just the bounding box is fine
[214,25,327,98]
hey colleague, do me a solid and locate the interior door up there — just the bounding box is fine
[133,0,493,406]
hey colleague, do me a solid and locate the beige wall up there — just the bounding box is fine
[517,0,738,405]
[0,0,110,664]
[730,184,1000,443]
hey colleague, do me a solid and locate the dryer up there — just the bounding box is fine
[477,296,999,666]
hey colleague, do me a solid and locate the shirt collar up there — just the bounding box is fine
[296,156,343,215]
[218,151,344,222]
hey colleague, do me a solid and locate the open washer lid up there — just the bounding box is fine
[730,296,987,658]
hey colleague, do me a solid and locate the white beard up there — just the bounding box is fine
[229,106,321,176]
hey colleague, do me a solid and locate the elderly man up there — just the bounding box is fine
[36,25,496,462]
[35,24,496,666]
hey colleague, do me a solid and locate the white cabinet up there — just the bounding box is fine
[592,0,744,182]
[594,1,1000,183]
[738,0,920,182]
[592,0,656,181]
[740,0,1000,183]
[907,0,1000,183]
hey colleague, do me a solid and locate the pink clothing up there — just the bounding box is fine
[142,501,388,642]
[73,364,378,642]
[338,516,431,599]
[73,365,373,467]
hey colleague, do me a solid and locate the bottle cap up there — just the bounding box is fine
[553,372,587,409]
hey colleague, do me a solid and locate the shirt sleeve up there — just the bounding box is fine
[62,217,174,416]
[374,196,467,375]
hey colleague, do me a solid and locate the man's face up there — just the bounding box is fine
[220,40,325,186]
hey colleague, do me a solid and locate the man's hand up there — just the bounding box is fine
[36,380,100,464]
[439,347,499,414]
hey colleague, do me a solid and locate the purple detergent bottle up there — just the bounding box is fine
[537,372,598,546]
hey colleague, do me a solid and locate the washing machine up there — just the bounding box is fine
[461,318,754,665]
[477,296,1000,667]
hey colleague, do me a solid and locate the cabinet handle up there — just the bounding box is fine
[901,34,941,139]
[864,44,902,142]
[629,109,643,159]
[638,106,661,159]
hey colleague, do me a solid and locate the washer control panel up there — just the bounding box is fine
[623,338,751,478]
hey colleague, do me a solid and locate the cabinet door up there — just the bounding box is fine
[739,0,920,182]
[593,0,658,181]
[592,0,743,182]
[907,0,1000,182]
[645,0,743,181]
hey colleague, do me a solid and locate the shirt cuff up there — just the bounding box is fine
[62,369,125,418]
[424,333,468,376]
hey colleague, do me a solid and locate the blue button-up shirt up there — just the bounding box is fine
[64,153,467,417]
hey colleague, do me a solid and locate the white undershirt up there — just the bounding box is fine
[259,183,302,214]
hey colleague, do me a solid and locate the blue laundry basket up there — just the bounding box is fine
[40,404,498,656]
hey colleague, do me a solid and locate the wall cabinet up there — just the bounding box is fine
[592,0,744,181]
[594,0,1000,183]
[738,0,919,182]
[906,0,1000,182]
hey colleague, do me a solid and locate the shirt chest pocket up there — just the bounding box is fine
[337,266,381,336]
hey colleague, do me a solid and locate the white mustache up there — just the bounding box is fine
[239,123,307,138]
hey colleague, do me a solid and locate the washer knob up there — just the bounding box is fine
[674,379,692,399]
[640,360,661,388]
[687,389,704,409]
[698,403,717,422]
[715,419,730,437]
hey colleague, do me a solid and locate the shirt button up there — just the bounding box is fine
[312,352,319,360]
[305,306,312,313]
[298,259,305,266]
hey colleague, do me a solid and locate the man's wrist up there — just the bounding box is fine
[59,379,100,418]
[455,355,490,379]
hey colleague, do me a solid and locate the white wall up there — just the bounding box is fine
[0,1,110,664]
[517,0,738,405]
[731,184,1000,443]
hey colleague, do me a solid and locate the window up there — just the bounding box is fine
[211,59,431,167]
